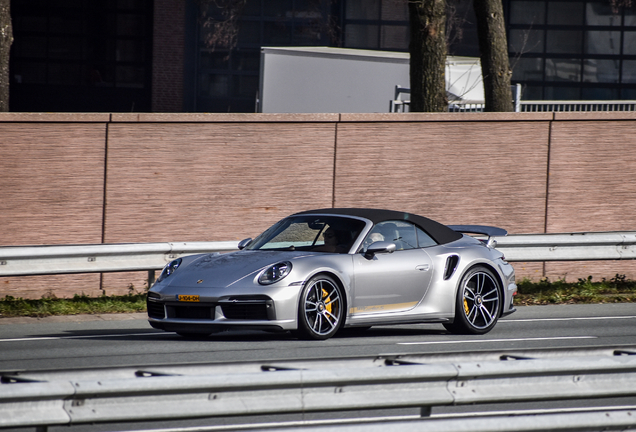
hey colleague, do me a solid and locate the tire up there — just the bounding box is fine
[297,274,344,340]
[443,266,502,335]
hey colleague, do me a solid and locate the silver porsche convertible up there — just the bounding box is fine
[147,208,517,340]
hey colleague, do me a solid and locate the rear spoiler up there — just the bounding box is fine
[448,225,507,248]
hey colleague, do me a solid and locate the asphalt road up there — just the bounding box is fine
[1,303,636,432]
[1,303,635,372]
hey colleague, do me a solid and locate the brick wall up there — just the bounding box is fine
[1,112,635,298]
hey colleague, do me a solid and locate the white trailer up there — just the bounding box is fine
[258,46,484,113]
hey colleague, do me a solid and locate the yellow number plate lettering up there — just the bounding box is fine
[178,295,200,302]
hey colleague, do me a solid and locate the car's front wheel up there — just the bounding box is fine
[444,266,501,335]
[297,274,344,340]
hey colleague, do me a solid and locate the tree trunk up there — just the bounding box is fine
[0,0,12,112]
[408,0,447,112]
[473,0,513,112]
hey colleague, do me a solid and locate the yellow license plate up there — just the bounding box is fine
[178,295,200,302]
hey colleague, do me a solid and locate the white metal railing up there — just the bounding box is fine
[391,84,523,112]
[1,349,635,431]
[520,100,636,112]
[389,84,636,113]
[448,100,636,112]
[1,232,636,285]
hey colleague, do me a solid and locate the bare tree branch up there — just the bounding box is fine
[0,0,12,112]
[198,0,247,53]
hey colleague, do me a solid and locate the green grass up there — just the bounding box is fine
[515,274,636,305]
[0,292,147,318]
[1,275,635,318]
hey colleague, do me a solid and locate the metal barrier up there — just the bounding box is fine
[389,84,524,112]
[494,231,636,262]
[1,349,635,431]
[388,84,636,113]
[520,100,636,112]
[447,100,636,113]
[0,241,239,287]
[1,232,636,285]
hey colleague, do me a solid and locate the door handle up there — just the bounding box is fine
[416,264,430,272]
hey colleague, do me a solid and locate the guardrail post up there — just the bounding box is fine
[147,270,155,289]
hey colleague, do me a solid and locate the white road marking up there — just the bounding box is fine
[398,336,597,345]
[2,316,633,343]
[501,315,636,323]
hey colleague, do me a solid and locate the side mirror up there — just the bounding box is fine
[238,238,252,250]
[364,241,396,259]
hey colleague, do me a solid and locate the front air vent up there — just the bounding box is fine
[221,303,269,320]
[218,296,275,320]
[147,299,165,319]
[444,255,460,280]
[174,306,213,319]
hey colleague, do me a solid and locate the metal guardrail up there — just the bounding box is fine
[0,232,635,284]
[0,241,239,287]
[493,231,636,262]
[1,349,635,431]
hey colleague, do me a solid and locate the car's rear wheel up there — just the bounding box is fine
[444,266,501,335]
[297,274,344,340]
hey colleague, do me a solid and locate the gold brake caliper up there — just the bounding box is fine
[322,288,332,314]
[464,298,470,316]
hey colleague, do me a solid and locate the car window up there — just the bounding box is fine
[247,215,366,253]
[364,220,418,251]
[416,226,437,247]
[363,220,437,250]
[265,222,320,248]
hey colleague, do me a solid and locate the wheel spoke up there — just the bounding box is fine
[467,304,478,322]
[483,287,498,298]
[324,310,339,326]
[313,313,322,331]
[325,294,339,307]
[464,287,476,301]
[477,273,486,295]
[325,285,337,297]
[479,305,493,325]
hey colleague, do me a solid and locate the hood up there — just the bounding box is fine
[159,249,317,289]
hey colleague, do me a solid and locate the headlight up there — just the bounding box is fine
[157,258,182,283]
[258,261,292,285]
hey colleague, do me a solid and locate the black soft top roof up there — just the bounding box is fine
[294,208,462,245]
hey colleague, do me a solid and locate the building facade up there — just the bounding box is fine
[8,0,636,113]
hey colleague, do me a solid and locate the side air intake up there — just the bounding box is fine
[444,255,460,280]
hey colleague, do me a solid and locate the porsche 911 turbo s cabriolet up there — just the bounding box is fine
[147,208,517,340]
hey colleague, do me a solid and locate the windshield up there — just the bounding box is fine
[247,215,367,253]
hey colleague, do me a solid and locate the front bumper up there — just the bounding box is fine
[147,294,297,332]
